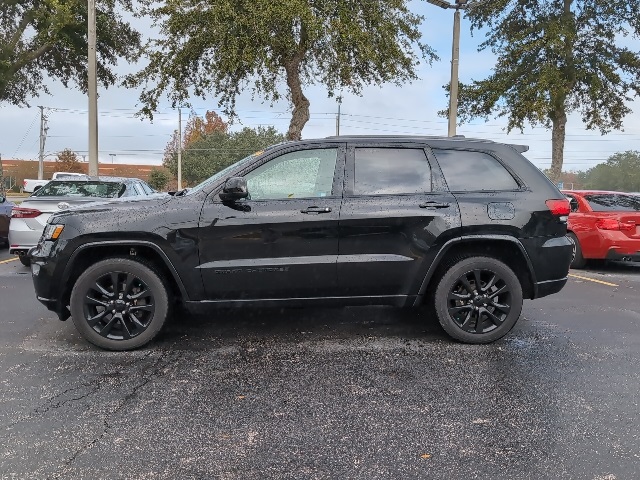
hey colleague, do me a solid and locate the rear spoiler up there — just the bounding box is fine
[508,144,529,153]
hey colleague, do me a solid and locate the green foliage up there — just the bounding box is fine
[0,0,141,106]
[164,126,286,185]
[581,151,640,192]
[454,1,640,180]
[148,169,171,191]
[127,0,435,140]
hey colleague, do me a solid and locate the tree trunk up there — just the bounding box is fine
[284,59,310,141]
[549,109,567,185]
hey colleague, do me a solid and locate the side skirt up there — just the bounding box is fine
[183,295,417,312]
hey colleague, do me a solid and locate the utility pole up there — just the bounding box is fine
[335,96,342,136]
[38,106,48,180]
[87,0,99,176]
[177,108,182,190]
[448,7,461,137]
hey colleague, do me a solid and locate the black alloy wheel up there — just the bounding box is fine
[433,256,523,344]
[567,232,586,269]
[70,258,169,350]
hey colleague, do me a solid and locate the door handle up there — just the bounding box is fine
[301,206,332,214]
[419,202,450,209]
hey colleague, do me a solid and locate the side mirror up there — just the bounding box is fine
[219,177,248,202]
[0,194,5,204]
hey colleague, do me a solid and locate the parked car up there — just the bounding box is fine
[562,190,640,268]
[10,176,156,266]
[22,172,89,194]
[0,193,14,247]
[30,135,573,350]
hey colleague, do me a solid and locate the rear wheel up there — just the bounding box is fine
[70,257,169,350]
[432,256,523,344]
[567,232,586,269]
[19,255,31,267]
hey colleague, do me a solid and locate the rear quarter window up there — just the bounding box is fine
[432,149,519,192]
[584,194,640,212]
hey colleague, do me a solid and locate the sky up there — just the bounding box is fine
[1,1,639,172]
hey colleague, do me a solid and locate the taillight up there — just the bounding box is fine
[596,219,635,231]
[546,199,570,216]
[11,207,42,219]
[23,180,27,188]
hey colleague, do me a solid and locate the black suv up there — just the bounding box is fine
[30,136,573,350]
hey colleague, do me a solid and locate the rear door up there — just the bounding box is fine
[337,143,460,298]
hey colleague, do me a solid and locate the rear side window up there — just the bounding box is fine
[432,149,519,191]
[584,194,640,212]
[354,148,431,195]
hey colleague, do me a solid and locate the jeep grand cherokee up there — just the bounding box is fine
[29,136,573,350]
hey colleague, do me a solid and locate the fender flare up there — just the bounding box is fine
[415,234,538,305]
[62,240,190,300]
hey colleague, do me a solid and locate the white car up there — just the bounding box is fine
[9,176,157,266]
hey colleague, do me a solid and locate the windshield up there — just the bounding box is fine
[33,181,125,198]
[584,194,640,212]
[186,153,258,194]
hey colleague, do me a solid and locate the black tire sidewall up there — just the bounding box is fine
[19,255,31,267]
[434,256,523,344]
[70,258,169,351]
[568,232,586,269]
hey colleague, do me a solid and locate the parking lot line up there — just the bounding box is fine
[568,273,618,287]
[0,257,19,265]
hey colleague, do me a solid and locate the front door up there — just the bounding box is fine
[198,144,345,300]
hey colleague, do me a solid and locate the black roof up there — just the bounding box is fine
[296,135,529,153]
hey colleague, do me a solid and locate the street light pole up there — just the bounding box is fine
[426,0,467,137]
[448,8,461,137]
[88,0,99,176]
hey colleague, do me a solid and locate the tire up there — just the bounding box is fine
[70,257,170,351]
[432,256,523,344]
[567,232,586,269]
[19,255,31,267]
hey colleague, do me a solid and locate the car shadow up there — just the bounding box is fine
[582,260,640,274]
[155,306,449,349]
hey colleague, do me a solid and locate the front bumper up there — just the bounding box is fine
[30,245,70,321]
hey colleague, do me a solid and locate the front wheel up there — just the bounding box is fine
[433,256,523,344]
[70,257,169,350]
[19,255,31,267]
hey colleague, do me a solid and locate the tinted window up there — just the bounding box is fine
[432,149,519,191]
[354,148,431,195]
[584,194,640,212]
[245,148,337,200]
[140,182,155,194]
[33,181,124,198]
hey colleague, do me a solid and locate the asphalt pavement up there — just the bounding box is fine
[0,246,639,479]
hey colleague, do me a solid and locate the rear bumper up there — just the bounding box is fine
[521,235,573,299]
[605,249,640,262]
[8,220,43,253]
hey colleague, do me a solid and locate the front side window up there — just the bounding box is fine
[354,148,431,195]
[432,149,519,192]
[245,148,338,200]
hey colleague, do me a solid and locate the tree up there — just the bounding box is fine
[0,0,141,106]
[165,126,286,185]
[127,0,435,140]
[148,169,171,191]
[454,1,640,183]
[581,151,640,191]
[54,148,82,172]
[163,110,228,166]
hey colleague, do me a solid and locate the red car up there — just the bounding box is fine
[562,190,640,268]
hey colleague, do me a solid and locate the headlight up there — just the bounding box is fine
[42,224,65,241]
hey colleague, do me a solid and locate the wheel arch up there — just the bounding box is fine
[61,241,188,308]
[416,235,537,303]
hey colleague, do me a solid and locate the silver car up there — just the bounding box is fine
[9,176,156,266]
